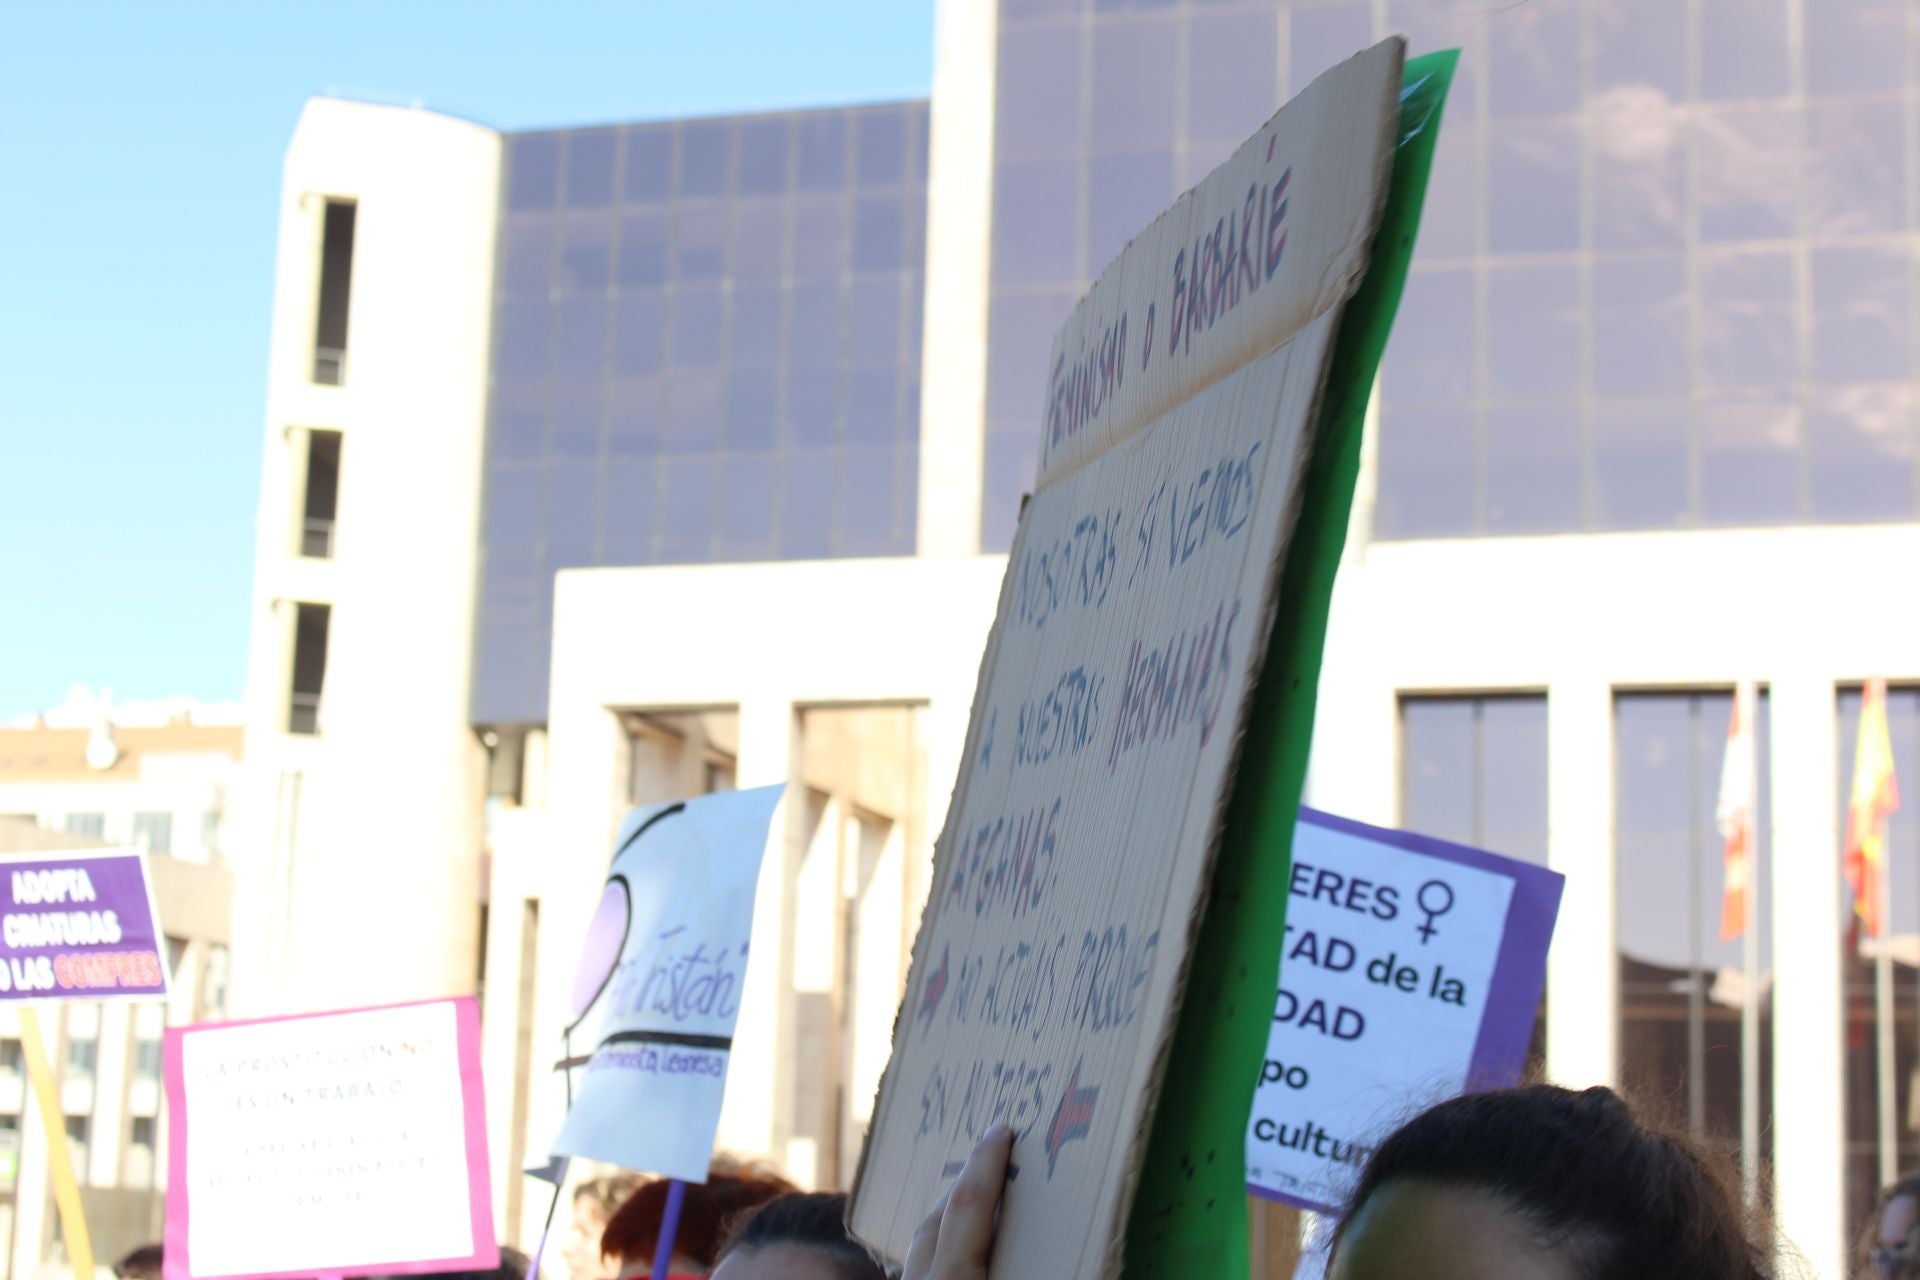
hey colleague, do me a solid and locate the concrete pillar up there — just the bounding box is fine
[1545,677,1616,1089]
[715,697,801,1167]
[1769,673,1845,1280]
[915,0,998,556]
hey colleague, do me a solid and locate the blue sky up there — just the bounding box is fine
[0,1,934,723]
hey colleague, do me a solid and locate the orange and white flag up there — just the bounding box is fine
[1717,682,1758,941]
[1845,678,1901,939]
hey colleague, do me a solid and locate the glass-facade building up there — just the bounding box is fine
[984,0,1920,548]
[448,0,1920,1242]
[474,103,930,722]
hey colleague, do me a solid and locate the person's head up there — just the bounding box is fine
[710,1193,885,1280]
[114,1245,164,1280]
[1328,1085,1770,1280]
[564,1174,645,1280]
[602,1166,797,1277]
[1865,1173,1920,1278]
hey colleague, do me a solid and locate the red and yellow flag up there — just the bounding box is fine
[1845,678,1901,939]
[1717,683,1758,941]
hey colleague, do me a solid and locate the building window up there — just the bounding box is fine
[289,602,331,735]
[1839,685,1920,1241]
[301,430,343,558]
[312,199,356,385]
[133,1038,162,1084]
[1399,693,1549,1072]
[63,814,104,839]
[0,1040,21,1082]
[0,1114,18,1187]
[65,1038,97,1088]
[127,1115,157,1189]
[131,812,172,855]
[63,1115,89,1179]
[1615,690,1773,1193]
[204,944,229,1019]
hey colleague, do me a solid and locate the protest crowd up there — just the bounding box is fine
[16,4,1920,1280]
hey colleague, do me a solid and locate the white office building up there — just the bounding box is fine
[235,4,1920,1277]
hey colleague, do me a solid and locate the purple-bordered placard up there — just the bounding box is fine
[0,849,168,1002]
[1247,807,1564,1211]
[163,997,497,1280]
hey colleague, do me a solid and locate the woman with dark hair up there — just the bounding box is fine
[1326,1084,1773,1280]
[900,1092,1781,1280]
[601,1165,796,1278]
[1864,1172,1920,1279]
[710,1192,886,1280]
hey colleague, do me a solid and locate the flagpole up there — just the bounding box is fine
[1880,829,1898,1188]
[1740,685,1760,1207]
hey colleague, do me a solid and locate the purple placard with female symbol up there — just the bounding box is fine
[1246,807,1563,1213]
[0,850,169,1002]
[550,785,784,1182]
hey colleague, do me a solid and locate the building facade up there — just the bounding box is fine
[0,697,236,1280]
[237,3,1919,1277]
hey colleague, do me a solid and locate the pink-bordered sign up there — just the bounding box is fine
[163,997,497,1280]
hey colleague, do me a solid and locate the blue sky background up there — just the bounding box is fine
[0,1,934,722]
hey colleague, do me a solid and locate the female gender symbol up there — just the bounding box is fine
[1415,879,1455,943]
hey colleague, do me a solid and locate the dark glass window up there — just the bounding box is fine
[1401,694,1549,1072]
[738,119,791,198]
[1808,386,1916,524]
[1486,404,1582,533]
[564,130,618,209]
[1375,404,1477,538]
[1384,267,1476,404]
[1807,101,1906,238]
[1488,0,1579,117]
[856,108,908,189]
[1806,0,1905,95]
[1489,121,1579,254]
[678,120,731,200]
[1699,0,1790,101]
[1699,391,1801,526]
[996,21,1083,159]
[796,113,848,191]
[1592,255,1688,397]
[1488,263,1578,398]
[1812,246,1909,385]
[623,127,673,204]
[1187,10,1276,145]
[508,133,560,212]
[1592,399,1690,531]
[1839,687,1920,1241]
[1090,17,1178,152]
[1617,691,1773,1185]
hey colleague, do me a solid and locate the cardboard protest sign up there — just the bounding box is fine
[0,850,168,1001]
[162,998,495,1280]
[1247,809,1562,1212]
[550,784,783,1181]
[1121,51,1456,1274]
[852,41,1406,1278]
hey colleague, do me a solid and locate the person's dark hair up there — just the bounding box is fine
[600,1167,796,1268]
[114,1245,164,1280]
[1859,1172,1920,1277]
[1331,1084,1770,1280]
[715,1193,885,1280]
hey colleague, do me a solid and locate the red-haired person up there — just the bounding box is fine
[601,1164,796,1279]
